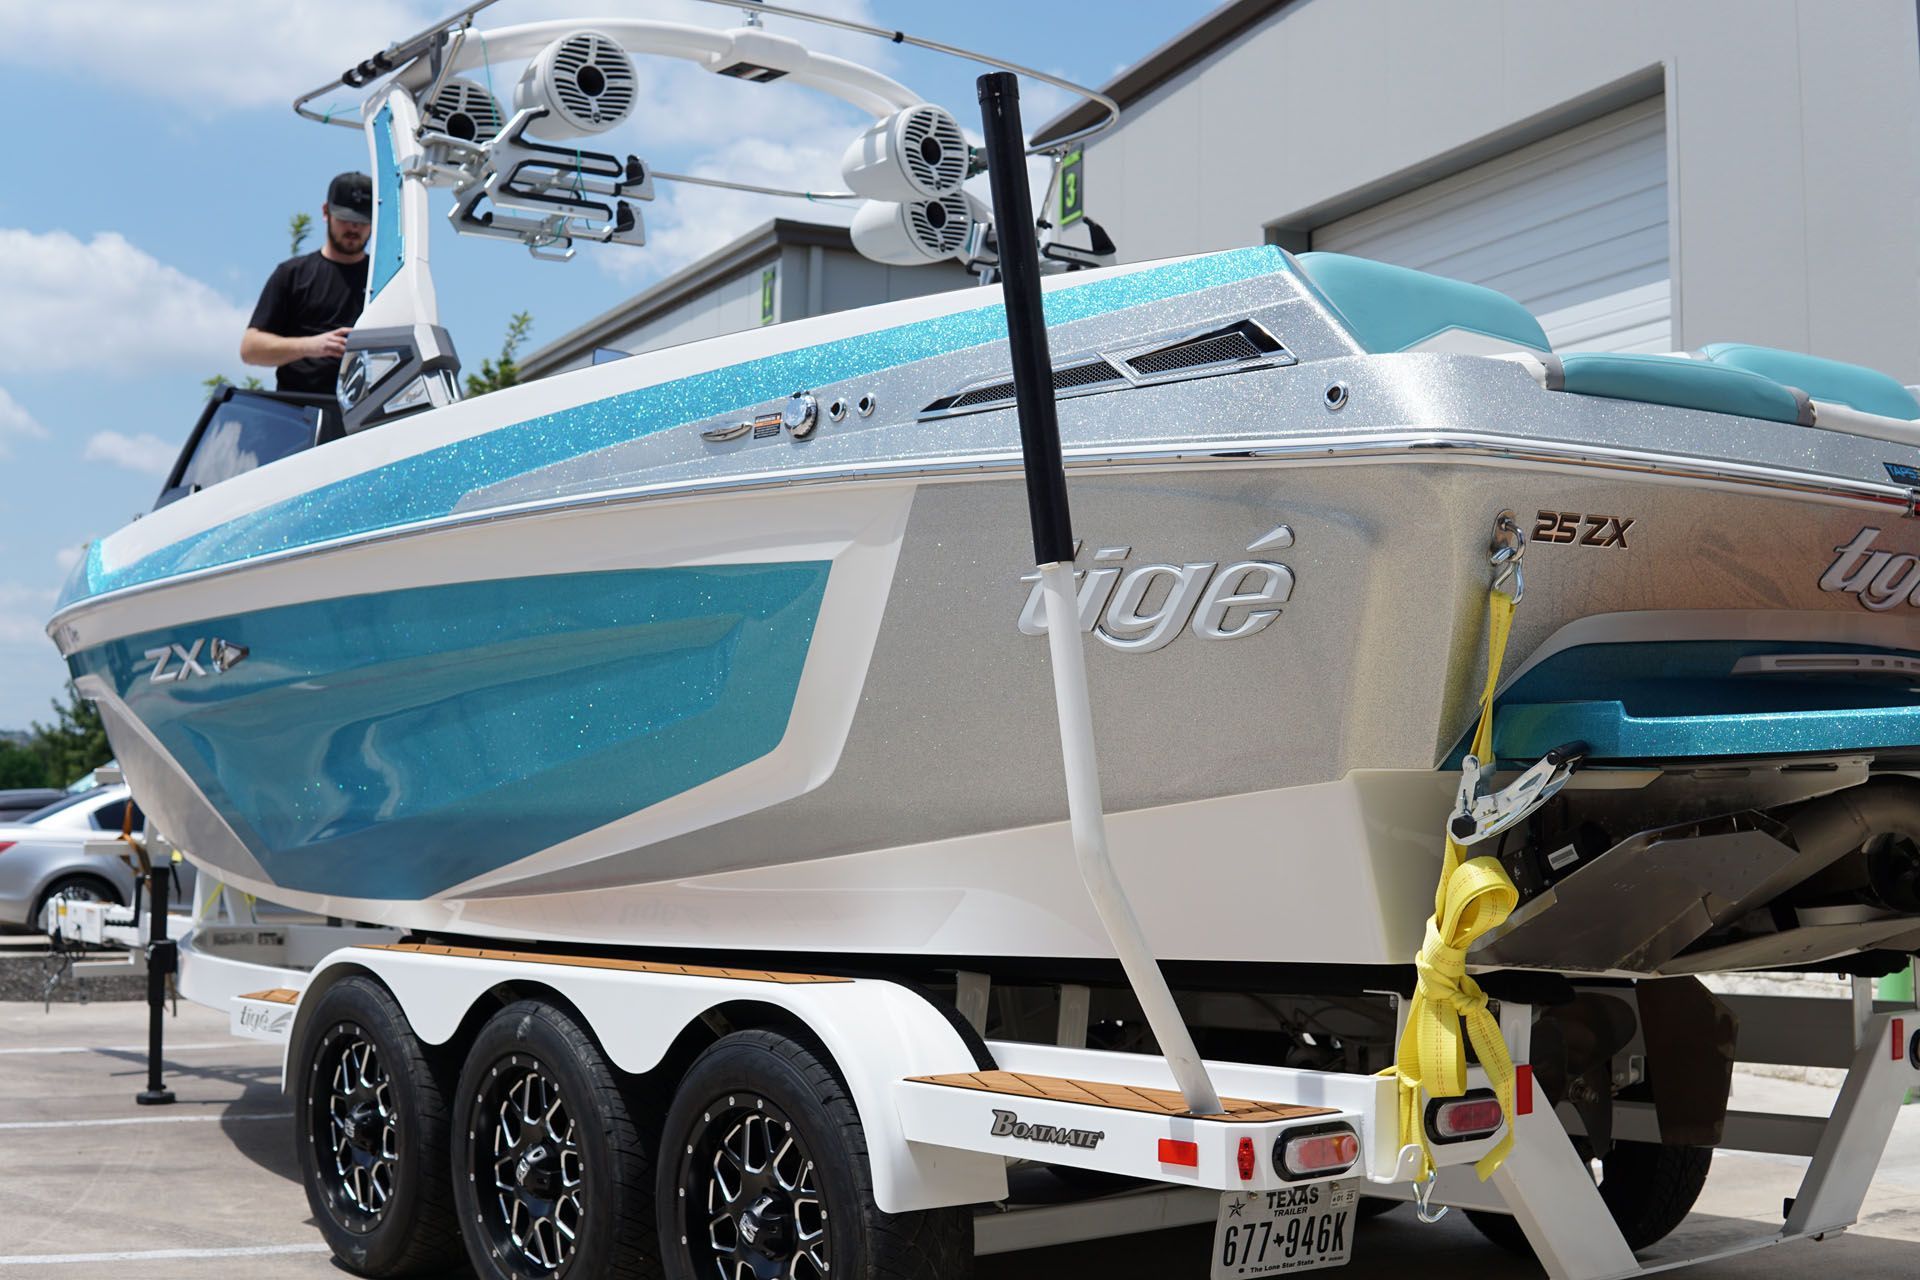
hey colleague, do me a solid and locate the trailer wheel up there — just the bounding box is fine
[295,976,463,1277]
[452,1000,658,1280]
[1466,1140,1713,1254]
[657,1029,972,1280]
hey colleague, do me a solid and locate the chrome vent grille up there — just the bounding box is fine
[918,321,1291,421]
[424,78,504,142]
[1120,320,1293,380]
[902,105,969,195]
[923,358,1126,417]
[553,32,635,128]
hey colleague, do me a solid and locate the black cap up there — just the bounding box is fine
[327,172,373,225]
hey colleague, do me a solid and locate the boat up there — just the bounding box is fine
[43,2,1920,989]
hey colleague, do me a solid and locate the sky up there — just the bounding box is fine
[0,0,1222,731]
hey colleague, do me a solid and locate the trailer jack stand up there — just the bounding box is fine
[135,864,176,1107]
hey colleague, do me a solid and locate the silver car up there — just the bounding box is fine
[0,785,190,932]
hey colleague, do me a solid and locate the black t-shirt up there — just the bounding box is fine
[247,252,370,394]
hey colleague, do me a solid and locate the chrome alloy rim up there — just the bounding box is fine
[323,1034,398,1219]
[471,1056,585,1273]
[682,1099,830,1280]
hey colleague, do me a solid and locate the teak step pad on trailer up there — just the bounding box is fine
[360,942,850,984]
[906,1071,1337,1123]
[237,987,300,1004]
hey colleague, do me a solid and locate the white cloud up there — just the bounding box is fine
[0,1,892,114]
[83,431,177,477]
[53,545,87,574]
[0,1,425,111]
[616,130,859,282]
[0,387,47,457]
[0,582,56,647]
[0,229,251,377]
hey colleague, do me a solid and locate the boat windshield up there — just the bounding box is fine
[154,388,342,510]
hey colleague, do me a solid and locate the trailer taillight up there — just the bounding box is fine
[1426,1090,1504,1143]
[0,842,13,855]
[1237,1136,1256,1180]
[1274,1124,1359,1180]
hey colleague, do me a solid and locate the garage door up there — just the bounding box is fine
[1312,99,1670,353]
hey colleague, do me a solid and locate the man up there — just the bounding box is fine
[240,172,373,395]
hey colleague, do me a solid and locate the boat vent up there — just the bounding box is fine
[1120,320,1293,380]
[922,358,1127,417]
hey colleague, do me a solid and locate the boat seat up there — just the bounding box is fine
[1698,343,1920,420]
[1293,251,1551,355]
[1295,250,1915,430]
[1541,351,1812,425]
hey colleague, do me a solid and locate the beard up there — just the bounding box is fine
[327,223,368,256]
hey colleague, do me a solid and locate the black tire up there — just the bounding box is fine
[658,1029,971,1280]
[294,975,463,1277]
[30,874,120,933]
[1597,1141,1713,1249]
[1466,1141,1713,1254]
[452,1000,658,1280]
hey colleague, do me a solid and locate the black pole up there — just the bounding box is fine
[977,72,1075,567]
[136,862,175,1106]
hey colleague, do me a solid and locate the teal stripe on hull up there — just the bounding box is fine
[69,564,829,899]
[1496,699,1920,762]
[59,247,1288,609]
[1445,639,1920,765]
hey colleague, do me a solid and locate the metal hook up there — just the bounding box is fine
[1412,1168,1450,1224]
[1489,510,1527,603]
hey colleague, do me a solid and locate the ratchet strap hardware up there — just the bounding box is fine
[1384,518,1529,1190]
[1448,742,1586,846]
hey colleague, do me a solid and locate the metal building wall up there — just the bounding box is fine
[1071,0,1920,378]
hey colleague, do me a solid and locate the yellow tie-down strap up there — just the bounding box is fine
[1384,589,1521,1182]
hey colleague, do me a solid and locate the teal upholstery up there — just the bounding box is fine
[1552,352,1807,424]
[1293,252,1551,354]
[1700,343,1920,420]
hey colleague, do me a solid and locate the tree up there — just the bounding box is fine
[290,211,313,256]
[29,684,111,789]
[465,311,534,397]
[0,742,47,789]
[202,373,263,393]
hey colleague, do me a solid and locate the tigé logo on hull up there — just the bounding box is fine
[1821,528,1920,611]
[1018,525,1296,653]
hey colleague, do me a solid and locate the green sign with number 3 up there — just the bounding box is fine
[1059,149,1084,226]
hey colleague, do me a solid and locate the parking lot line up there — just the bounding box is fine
[0,1112,290,1131]
[0,1042,263,1056]
[0,1244,329,1267]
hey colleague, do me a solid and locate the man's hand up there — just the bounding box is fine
[307,328,352,361]
[241,326,352,369]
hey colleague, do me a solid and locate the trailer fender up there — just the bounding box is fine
[295,946,1008,1213]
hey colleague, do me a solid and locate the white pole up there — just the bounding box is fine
[1038,560,1223,1116]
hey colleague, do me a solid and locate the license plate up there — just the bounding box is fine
[1209,1183,1355,1277]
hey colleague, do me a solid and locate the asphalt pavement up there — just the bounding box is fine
[1,999,1917,1278]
